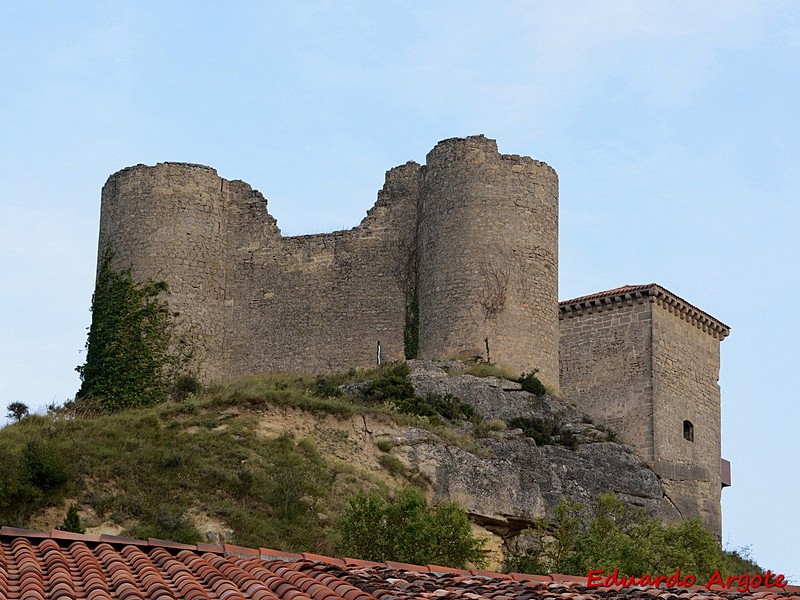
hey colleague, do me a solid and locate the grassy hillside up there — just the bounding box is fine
[0,363,492,553]
[0,362,763,576]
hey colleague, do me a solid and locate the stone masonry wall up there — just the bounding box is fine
[559,285,728,537]
[558,298,655,460]
[219,162,420,378]
[651,299,724,536]
[417,136,560,392]
[98,163,228,382]
[99,136,558,384]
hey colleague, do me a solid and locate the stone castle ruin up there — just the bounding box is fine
[97,135,730,535]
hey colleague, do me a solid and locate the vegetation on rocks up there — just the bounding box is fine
[504,493,762,579]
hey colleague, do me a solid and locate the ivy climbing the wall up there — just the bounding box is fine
[75,249,194,412]
[403,293,419,359]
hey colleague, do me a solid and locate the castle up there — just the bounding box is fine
[97,135,730,536]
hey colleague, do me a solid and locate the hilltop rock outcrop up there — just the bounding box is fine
[372,361,675,538]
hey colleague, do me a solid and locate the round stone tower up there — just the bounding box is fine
[416,136,560,393]
[98,162,227,381]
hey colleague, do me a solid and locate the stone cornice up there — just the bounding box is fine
[559,284,730,341]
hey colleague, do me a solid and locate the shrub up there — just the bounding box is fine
[362,363,415,405]
[21,440,68,492]
[378,454,406,476]
[336,486,485,568]
[311,375,343,399]
[59,504,85,534]
[171,375,203,402]
[474,419,506,438]
[424,393,479,424]
[505,493,763,579]
[509,416,577,449]
[517,371,547,396]
[375,440,394,453]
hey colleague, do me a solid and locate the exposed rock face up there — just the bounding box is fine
[386,361,675,537]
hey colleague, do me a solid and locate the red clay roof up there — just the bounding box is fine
[0,528,796,599]
[559,283,730,338]
[560,284,660,305]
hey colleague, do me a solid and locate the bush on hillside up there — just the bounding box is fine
[336,486,485,568]
[504,493,763,579]
[517,371,547,396]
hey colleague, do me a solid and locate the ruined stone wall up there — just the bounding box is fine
[651,298,725,536]
[99,136,559,385]
[100,161,420,381]
[219,162,420,378]
[417,136,560,392]
[558,296,655,460]
[98,163,228,382]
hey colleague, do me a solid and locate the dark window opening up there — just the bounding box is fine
[683,420,694,442]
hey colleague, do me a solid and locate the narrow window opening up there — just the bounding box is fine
[683,420,694,442]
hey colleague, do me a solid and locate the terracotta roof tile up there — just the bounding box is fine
[0,530,792,600]
[559,283,730,338]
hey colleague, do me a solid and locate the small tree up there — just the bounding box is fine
[59,504,85,534]
[6,402,29,422]
[76,249,192,412]
[336,486,485,568]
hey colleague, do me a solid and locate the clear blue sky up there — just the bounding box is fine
[1,1,797,579]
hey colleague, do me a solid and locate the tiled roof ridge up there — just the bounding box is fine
[2,527,798,598]
[0,526,523,579]
[559,283,731,340]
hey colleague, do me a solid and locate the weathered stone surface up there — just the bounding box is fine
[99,135,560,390]
[559,285,728,536]
[387,362,670,537]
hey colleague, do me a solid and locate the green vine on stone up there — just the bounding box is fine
[403,293,419,359]
[75,248,193,412]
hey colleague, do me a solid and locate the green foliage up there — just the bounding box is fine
[75,248,193,413]
[375,440,394,452]
[336,486,485,568]
[508,416,578,449]
[424,393,479,424]
[6,402,29,422]
[473,419,507,438]
[517,371,547,396]
[22,440,69,492]
[311,374,343,399]
[0,436,71,525]
[403,293,419,359]
[378,453,406,477]
[597,425,621,443]
[362,362,415,405]
[59,504,85,534]
[0,398,343,551]
[456,363,517,379]
[504,493,764,579]
[171,375,203,402]
[720,546,764,575]
[361,366,480,425]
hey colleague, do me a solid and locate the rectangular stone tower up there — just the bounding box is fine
[558,284,730,536]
